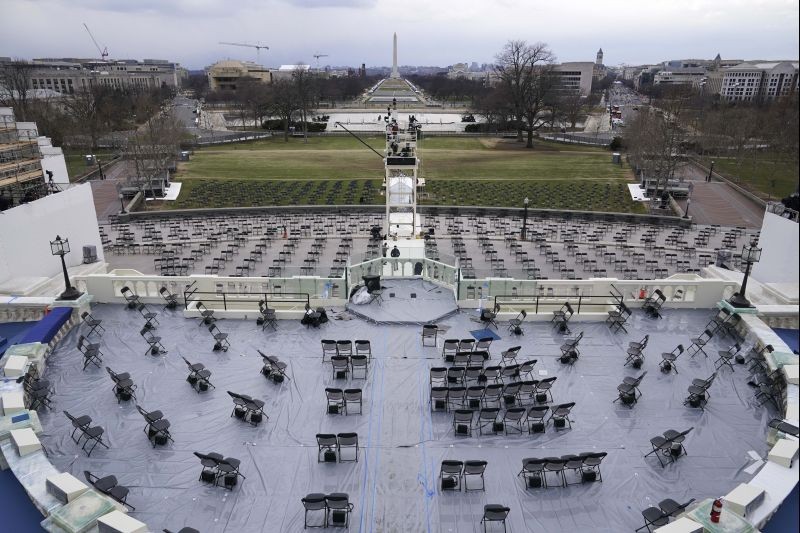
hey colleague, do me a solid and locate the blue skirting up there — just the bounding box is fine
[19,307,72,345]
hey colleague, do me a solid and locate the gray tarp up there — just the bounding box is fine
[38,292,771,532]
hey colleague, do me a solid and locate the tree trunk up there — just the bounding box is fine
[526,129,534,149]
[283,118,289,142]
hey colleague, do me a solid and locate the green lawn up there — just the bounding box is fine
[167,135,643,213]
[64,149,116,181]
[702,155,798,199]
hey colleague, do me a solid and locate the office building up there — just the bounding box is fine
[0,58,183,94]
[720,61,799,101]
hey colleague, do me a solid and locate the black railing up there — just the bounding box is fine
[493,293,618,315]
[185,290,310,311]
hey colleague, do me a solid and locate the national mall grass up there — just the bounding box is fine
[167,136,645,213]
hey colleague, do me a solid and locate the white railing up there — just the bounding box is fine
[457,274,740,310]
[75,270,347,306]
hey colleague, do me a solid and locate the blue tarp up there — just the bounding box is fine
[772,328,799,353]
[19,307,72,345]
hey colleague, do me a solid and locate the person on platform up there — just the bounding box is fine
[382,242,389,257]
[390,246,400,258]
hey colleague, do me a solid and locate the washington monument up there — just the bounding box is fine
[391,32,400,78]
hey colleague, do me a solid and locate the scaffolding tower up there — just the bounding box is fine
[384,110,422,238]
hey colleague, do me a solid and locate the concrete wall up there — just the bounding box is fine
[752,211,799,284]
[0,183,104,286]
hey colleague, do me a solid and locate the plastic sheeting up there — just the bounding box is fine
[348,279,457,325]
[36,303,774,532]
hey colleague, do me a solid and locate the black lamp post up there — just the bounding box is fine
[50,235,83,301]
[521,197,529,241]
[728,239,762,308]
[707,160,715,183]
[683,182,694,219]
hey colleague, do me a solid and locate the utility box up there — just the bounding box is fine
[83,245,98,264]
[723,483,765,518]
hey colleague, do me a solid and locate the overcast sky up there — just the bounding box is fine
[2,0,798,69]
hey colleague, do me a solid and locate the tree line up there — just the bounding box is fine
[196,70,380,142]
[0,59,175,150]
[624,84,799,201]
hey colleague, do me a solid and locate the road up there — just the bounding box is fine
[674,163,765,228]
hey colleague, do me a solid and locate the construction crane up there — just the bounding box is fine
[82,23,108,61]
[219,42,269,61]
[313,53,329,71]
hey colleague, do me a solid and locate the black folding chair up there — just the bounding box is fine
[107,367,137,403]
[76,425,108,456]
[440,460,463,491]
[607,302,631,333]
[480,504,510,533]
[159,286,179,309]
[422,324,438,346]
[182,356,214,392]
[208,323,230,352]
[63,410,92,443]
[196,302,216,325]
[77,335,103,370]
[642,289,666,319]
[660,344,684,374]
[507,310,527,334]
[258,350,290,383]
[337,433,359,463]
[480,304,499,330]
[463,460,487,491]
[120,286,140,309]
[84,471,134,510]
[688,329,714,358]
[258,300,278,331]
[614,372,647,407]
[301,493,328,528]
[81,311,105,336]
[140,327,167,355]
[715,343,741,371]
[136,302,159,330]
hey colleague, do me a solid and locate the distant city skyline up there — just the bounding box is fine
[1,0,798,70]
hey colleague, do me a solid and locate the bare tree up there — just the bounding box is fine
[292,66,318,143]
[494,40,529,141]
[125,110,185,198]
[625,91,689,209]
[471,84,515,132]
[494,40,556,148]
[0,59,33,121]
[233,77,267,130]
[62,87,111,150]
[268,79,299,142]
[560,93,585,130]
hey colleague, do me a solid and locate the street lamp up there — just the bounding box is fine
[727,239,762,308]
[683,182,694,219]
[707,160,714,183]
[50,235,83,301]
[521,197,530,241]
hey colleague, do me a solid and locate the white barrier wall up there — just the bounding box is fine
[752,211,800,285]
[38,137,69,184]
[0,183,104,286]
